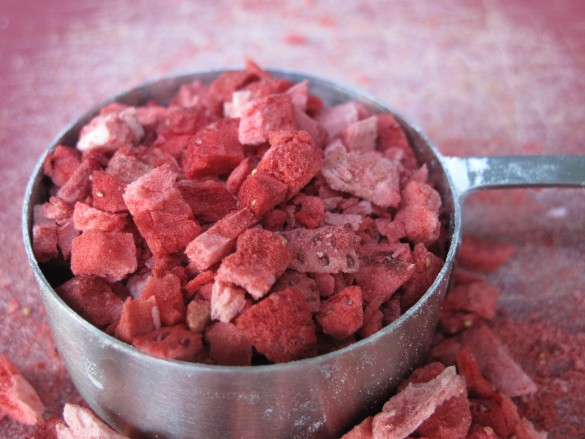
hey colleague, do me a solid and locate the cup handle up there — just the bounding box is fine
[441,155,585,199]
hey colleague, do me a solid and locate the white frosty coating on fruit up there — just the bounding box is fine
[77,116,112,151]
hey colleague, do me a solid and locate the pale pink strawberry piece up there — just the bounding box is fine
[374,218,406,242]
[105,146,153,183]
[216,228,291,300]
[57,158,101,204]
[140,273,185,326]
[207,70,257,113]
[317,285,363,340]
[315,101,360,138]
[415,395,472,439]
[210,280,250,323]
[115,296,157,343]
[295,108,328,148]
[281,224,360,274]
[57,219,79,260]
[293,194,326,229]
[43,196,74,224]
[170,80,210,109]
[371,366,466,439]
[321,141,401,208]
[32,205,59,262]
[91,170,128,213]
[185,208,257,271]
[236,287,316,363]
[313,273,335,297]
[123,164,201,256]
[0,355,44,426]
[342,115,378,153]
[394,180,442,246]
[72,202,127,232]
[177,179,236,224]
[514,418,548,439]
[237,170,288,218]
[323,211,363,231]
[205,322,252,366]
[77,107,144,152]
[57,275,123,327]
[132,325,202,361]
[182,118,244,179]
[460,323,538,397]
[70,230,137,282]
[223,90,252,118]
[55,403,128,439]
[185,299,211,333]
[286,80,308,111]
[226,157,256,194]
[258,130,323,198]
[457,235,515,273]
[272,270,321,313]
[42,145,81,187]
[401,243,444,310]
[375,113,417,169]
[341,416,373,439]
[238,93,297,145]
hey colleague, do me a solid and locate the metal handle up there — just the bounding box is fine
[441,155,585,199]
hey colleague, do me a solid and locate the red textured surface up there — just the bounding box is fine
[1,0,584,437]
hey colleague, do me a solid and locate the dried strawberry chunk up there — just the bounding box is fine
[321,141,401,208]
[315,101,359,138]
[185,208,257,270]
[394,180,442,245]
[57,275,123,327]
[132,325,202,361]
[236,287,316,363]
[182,118,244,179]
[238,93,297,145]
[415,395,472,439]
[115,296,157,343]
[216,228,291,300]
[0,354,45,425]
[140,273,185,326]
[72,202,127,232]
[56,403,128,439]
[32,205,59,262]
[177,179,236,223]
[281,224,360,273]
[237,170,288,218]
[57,158,102,204]
[185,299,211,332]
[205,322,252,366]
[272,270,321,313]
[210,280,250,323]
[123,164,201,256]
[401,243,444,310]
[341,115,378,153]
[316,285,363,340]
[77,107,144,152]
[457,235,515,273]
[42,145,81,187]
[376,113,417,169]
[91,170,128,213]
[71,230,137,282]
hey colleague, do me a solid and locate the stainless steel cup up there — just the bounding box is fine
[22,69,585,439]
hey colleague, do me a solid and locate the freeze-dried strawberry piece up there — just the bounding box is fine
[415,395,472,439]
[150,253,186,283]
[32,205,59,262]
[210,280,249,323]
[398,362,446,390]
[57,219,78,260]
[115,296,157,343]
[321,141,401,208]
[182,118,245,179]
[185,299,211,332]
[355,247,414,307]
[401,243,444,310]
[57,275,123,327]
[456,347,494,399]
[43,196,74,224]
[469,391,521,438]
[77,107,144,152]
[295,108,328,148]
[460,323,537,397]
[177,179,236,223]
[371,366,466,439]
[56,403,128,439]
[43,145,82,187]
[71,230,137,282]
[466,423,500,439]
[216,228,291,300]
[123,164,201,256]
[457,235,515,273]
[132,325,202,361]
[238,93,297,145]
[441,282,500,320]
[140,273,185,326]
[205,322,252,366]
[237,170,288,218]
[323,211,363,231]
[315,101,360,138]
[272,270,321,313]
[286,80,308,111]
[258,130,323,198]
[170,80,210,110]
[281,224,360,274]
[514,418,548,439]
[106,146,152,183]
[57,158,102,204]
[208,70,257,111]
[184,270,215,298]
[394,180,442,246]
[0,354,44,426]
[359,302,384,338]
[313,273,335,298]
[236,287,317,363]
[72,202,127,232]
[376,113,417,169]
[91,170,128,213]
[317,285,363,340]
[226,157,255,194]
[224,90,253,118]
[185,208,257,270]
[294,194,326,229]
[341,416,373,439]
[342,115,378,153]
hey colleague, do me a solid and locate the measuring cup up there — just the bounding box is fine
[22,69,585,439]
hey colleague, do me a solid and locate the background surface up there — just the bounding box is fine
[1,0,584,437]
